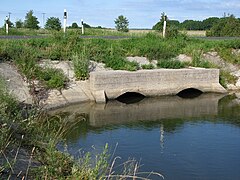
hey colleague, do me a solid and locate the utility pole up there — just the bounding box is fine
[42,13,46,28]
[163,13,167,38]
[63,9,67,34]
[8,12,11,20]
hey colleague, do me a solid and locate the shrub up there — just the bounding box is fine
[72,53,90,80]
[39,68,68,89]
[220,70,238,88]
[141,64,155,69]
[218,48,240,65]
[105,55,139,71]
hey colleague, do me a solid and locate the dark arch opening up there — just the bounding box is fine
[177,88,203,99]
[116,92,145,104]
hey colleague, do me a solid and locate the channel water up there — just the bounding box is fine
[53,94,240,179]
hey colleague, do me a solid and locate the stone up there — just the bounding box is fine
[176,54,192,63]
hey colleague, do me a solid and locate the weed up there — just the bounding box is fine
[219,70,238,88]
[72,53,90,80]
[157,59,186,69]
[218,48,240,65]
[105,55,139,71]
[39,67,68,89]
[141,64,155,69]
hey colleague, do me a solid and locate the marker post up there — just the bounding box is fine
[81,19,84,35]
[163,13,167,38]
[5,16,9,35]
[63,9,67,34]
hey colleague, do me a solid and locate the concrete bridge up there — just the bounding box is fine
[90,68,226,103]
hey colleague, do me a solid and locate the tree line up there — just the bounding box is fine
[153,13,240,37]
[3,10,92,31]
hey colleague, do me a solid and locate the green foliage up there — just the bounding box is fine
[72,53,90,80]
[141,64,155,69]
[207,15,240,37]
[220,70,238,88]
[39,68,68,89]
[24,10,40,29]
[45,17,62,31]
[4,19,14,28]
[191,50,214,68]
[218,48,240,65]
[153,16,220,31]
[71,22,79,28]
[157,59,185,69]
[115,15,129,32]
[105,55,139,71]
[15,19,24,28]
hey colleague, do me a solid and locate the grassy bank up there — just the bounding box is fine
[0,30,239,87]
[1,76,162,179]
[0,29,239,179]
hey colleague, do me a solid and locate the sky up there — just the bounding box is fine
[0,0,240,28]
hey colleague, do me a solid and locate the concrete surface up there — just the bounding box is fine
[90,68,227,102]
[0,63,33,104]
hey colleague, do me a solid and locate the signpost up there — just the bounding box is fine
[63,9,67,34]
[81,19,84,35]
[5,16,9,35]
[163,13,167,38]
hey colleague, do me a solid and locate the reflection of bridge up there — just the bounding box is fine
[90,68,226,103]
[49,94,225,127]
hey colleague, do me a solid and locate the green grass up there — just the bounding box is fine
[0,30,240,89]
[157,59,186,69]
[72,53,90,80]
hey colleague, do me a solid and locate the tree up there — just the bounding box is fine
[45,17,62,31]
[15,19,23,28]
[114,15,129,32]
[24,10,40,29]
[4,19,14,28]
[202,17,220,30]
[83,23,91,28]
[71,22,79,28]
[207,15,240,37]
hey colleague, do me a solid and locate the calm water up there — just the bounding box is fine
[55,94,240,180]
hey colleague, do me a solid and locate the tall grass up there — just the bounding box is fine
[72,53,90,80]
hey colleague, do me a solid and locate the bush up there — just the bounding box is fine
[72,53,90,80]
[142,64,155,69]
[219,70,238,88]
[207,16,240,37]
[105,55,139,71]
[39,68,68,89]
[218,48,240,65]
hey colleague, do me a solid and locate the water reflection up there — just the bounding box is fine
[52,94,240,180]
[48,94,240,142]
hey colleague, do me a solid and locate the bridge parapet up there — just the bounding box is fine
[90,68,227,103]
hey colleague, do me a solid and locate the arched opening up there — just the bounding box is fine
[116,92,145,104]
[177,88,203,99]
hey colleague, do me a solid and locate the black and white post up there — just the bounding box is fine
[63,9,67,34]
[163,13,167,38]
[81,19,84,35]
[5,16,9,35]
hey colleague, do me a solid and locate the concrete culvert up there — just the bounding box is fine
[177,88,203,99]
[116,92,145,104]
